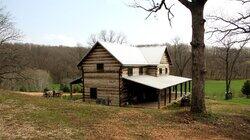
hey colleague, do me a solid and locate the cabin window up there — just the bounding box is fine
[139,67,143,75]
[128,68,133,76]
[165,68,168,74]
[159,68,162,75]
[97,63,104,71]
[90,88,97,99]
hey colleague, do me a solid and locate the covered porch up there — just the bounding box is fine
[122,75,192,109]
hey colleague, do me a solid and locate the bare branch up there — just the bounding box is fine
[131,0,175,26]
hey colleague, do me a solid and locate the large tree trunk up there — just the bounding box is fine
[190,6,206,113]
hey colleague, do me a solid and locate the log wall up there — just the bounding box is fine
[82,45,121,105]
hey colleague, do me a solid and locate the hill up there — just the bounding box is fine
[0,90,249,139]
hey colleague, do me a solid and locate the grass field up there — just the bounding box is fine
[205,80,246,100]
[0,90,249,139]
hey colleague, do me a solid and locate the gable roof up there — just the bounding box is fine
[77,41,172,67]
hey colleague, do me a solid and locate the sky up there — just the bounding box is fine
[2,0,246,47]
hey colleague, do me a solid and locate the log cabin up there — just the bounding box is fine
[71,41,191,109]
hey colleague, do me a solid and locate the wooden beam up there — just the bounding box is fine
[118,67,121,107]
[180,83,183,97]
[189,81,191,92]
[158,90,161,109]
[81,67,85,102]
[164,89,167,106]
[175,85,177,100]
[70,84,73,99]
[169,87,171,103]
[185,82,187,95]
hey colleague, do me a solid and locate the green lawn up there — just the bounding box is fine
[49,83,60,90]
[205,80,247,100]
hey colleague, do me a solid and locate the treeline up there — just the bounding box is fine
[169,44,250,80]
[0,42,249,91]
[0,43,89,91]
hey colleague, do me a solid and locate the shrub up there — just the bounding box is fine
[19,86,27,92]
[60,84,70,92]
[241,80,250,98]
[43,87,49,92]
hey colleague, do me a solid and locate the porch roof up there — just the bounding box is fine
[122,75,191,90]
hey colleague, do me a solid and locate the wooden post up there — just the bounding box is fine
[175,85,177,100]
[157,90,161,109]
[185,82,187,95]
[169,87,171,103]
[81,67,85,102]
[118,67,121,107]
[189,81,191,92]
[70,84,73,99]
[164,88,167,106]
[180,83,183,97]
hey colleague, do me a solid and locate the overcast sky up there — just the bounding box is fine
[2,0,246,47]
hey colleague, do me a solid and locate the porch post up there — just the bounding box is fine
[169,87,171,103]
[188,81,191,92]
[70,84,73,98]
[180,83,183,97]
[81,67,85,102]
[184,82,187,95]
[157,90,161,109]
[164,88,167,106]
[175,85,177,100]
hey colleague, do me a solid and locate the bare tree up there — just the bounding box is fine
[0,8,20,45]
[207,0,250,43]
[169,38,191,77]
[214,38,247,99]
[132,0,208,113]
[0,7,23,81]
[87,30,127,46]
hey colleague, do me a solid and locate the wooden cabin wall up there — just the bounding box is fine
[156,52,170,76]
[122,67,146,77]
[146,66,157,76]
[82,45,121,105]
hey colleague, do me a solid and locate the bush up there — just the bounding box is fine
[19,86,27,92]
[43,87,49,92]
[241,80,250,98]
[60,84,70,92]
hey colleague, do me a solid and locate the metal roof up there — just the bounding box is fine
[123,75,191,90]
[78,41,171,66]
[100,41,148,65]
[138,46,166,65]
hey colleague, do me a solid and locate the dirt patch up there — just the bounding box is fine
[16,91,43,97]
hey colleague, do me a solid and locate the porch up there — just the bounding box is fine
[122,75,192,109]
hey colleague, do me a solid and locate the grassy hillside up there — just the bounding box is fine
[205,80,246,100]
[0,90,249,139]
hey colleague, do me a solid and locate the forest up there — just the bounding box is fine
[0,41,249,92]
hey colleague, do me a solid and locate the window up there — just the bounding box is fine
[90,88,97,99]
[159,68,162,75]
[128,68,133,76]
[165,68,168,74]
[97,63,104,71]
[139,67,143,75]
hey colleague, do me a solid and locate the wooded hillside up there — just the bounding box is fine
[0,42,249,91]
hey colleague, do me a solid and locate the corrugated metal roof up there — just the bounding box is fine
[138,46,166,65]
[99,41,167,66]
[123,75,191,89]
[100,42,148,65]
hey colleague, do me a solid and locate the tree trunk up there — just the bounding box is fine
[190,6,206,113]
[225,48,230,96]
